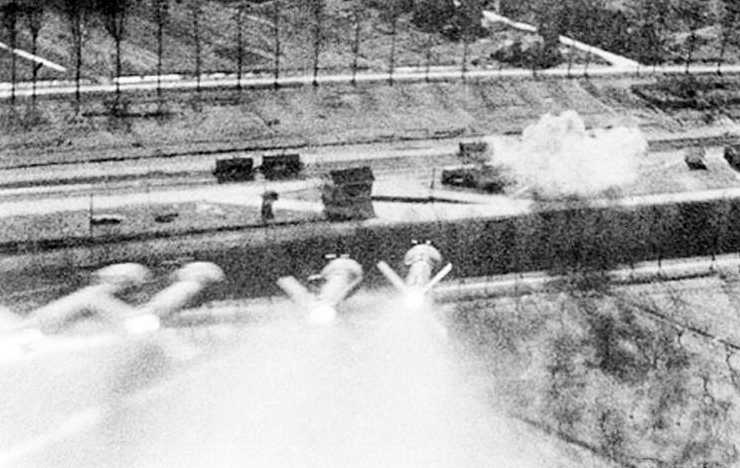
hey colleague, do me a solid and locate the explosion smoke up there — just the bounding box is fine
[493,111,647,199]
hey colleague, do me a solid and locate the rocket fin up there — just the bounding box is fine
[377,261,408,292]
[141,263,225,320]
[277,276,313,307]
[423,263,452,293]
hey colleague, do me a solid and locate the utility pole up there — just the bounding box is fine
[425,36,433,82]
[191,1,202,95]
[273,0,280,88]
[2,3,18,106]
[311,0,324,87]
[26,1,44,109]
[461,4,469,80]
[388,9,397,85]
[351,3,361,85]
[68,0,86,115]
[236,2,244,91]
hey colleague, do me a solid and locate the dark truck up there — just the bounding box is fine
[440,163,509,193]
[213,157,254,183]
[260,153,303,180]
[439,140,508,193]
[214,154,304,183]
[457,141,489,164]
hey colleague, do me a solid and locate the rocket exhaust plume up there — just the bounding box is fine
[277,255,364,324]
[492,111,647,199]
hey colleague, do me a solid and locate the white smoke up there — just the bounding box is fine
[492,111,647,199]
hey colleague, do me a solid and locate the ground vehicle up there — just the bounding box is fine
[684,147,707,170]
[321,166,375,221]
[457,141,489,164]
[213,157,254,183]
[260,154,303,180]
[440,164,508,193]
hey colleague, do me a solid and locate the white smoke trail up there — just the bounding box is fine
[492,111,647,199]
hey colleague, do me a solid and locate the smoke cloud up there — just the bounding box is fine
[492,111,647,199]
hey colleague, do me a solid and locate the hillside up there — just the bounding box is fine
[0,74,684,168]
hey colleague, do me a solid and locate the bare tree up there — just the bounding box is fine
[234,1,244,91]
[678,0,711,72]
[385,1,400,85]
[273,0,280,87]
[63,0,91,115]
[190,0,202,94]
[580,2,593,76]
[24,0,44,108]
[425,33,434,82]
[311,0,325,87]
[152,0,169,105]
[1,1,19,106]
[100,0,132,111]
[718,0,740,73]
[461,8,469,79]
[351,0,361,85]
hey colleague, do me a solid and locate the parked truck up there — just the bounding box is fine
[440,163,509,193]
[440,140,509,193]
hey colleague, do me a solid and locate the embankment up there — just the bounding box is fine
[0,76,638,168]
[3,191,739,310]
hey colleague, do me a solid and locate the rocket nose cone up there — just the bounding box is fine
[95,263,151,290]
[175,262,225,285]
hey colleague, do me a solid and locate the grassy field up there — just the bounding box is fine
[0,200,322,246]
[0,76,652,167]
[1,0,738,86]
[0,0,606,84]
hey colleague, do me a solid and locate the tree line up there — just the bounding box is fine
[502,0,740,71]
[0,0,487,115]
[1,0,740,116]
[0,0,157,113]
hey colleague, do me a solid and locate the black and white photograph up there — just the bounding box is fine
[1,0,740,466]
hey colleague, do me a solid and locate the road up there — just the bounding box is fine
[1,136,739,230]
[2,120,738,195]
[3,145,740,232]
[3,61,740,101]
[0,137,466,192]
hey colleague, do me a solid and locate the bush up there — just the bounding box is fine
[410,0,486,41]
[490,37,563,69]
